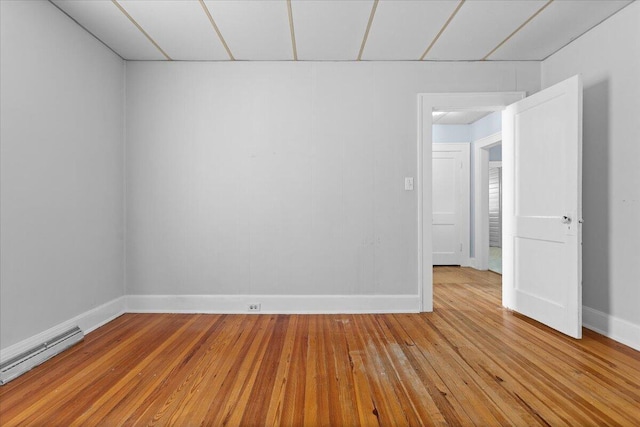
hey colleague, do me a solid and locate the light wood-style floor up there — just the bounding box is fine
[1,267,639,426]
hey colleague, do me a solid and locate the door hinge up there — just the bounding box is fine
[460,243,463,252]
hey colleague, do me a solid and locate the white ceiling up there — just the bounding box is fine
[51,0,633,61]
[432,110,492,125]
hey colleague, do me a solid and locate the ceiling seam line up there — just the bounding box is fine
[358,0,379,61]
[198,0,235,61]
[48,0,125,60]
[111,0,172,61]
[541,1,633,62]
[419,0,466,61]
[482,0,554,61]
[286,0,298,61]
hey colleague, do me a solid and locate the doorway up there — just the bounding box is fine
[488,154,502,274]
[420,76,583,338]
[417,91,524,312]
[473,132,502,272]
[430,108,504,274]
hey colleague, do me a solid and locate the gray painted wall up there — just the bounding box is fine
[489,146,502,161]
[0,2,540,349]
[0,1,125,349]
[542,1,640,329]
[12,0,637,350]
[125,61,539,296]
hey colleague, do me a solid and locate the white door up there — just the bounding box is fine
[502,75,583,338]
[432,144,469,265]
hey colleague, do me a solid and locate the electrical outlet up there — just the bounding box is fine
[404,177,414,191]
[247,303,261,312]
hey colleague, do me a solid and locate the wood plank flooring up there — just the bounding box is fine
[1,267,639,426]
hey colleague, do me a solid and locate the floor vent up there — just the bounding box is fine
[0,326,84,385]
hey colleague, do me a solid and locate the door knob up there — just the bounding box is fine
[561,216,572,224]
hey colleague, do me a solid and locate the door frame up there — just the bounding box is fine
[473,132,502,270]
[432,142,471,267]
[417,92,525,312]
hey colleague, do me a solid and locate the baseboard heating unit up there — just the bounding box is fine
[0,326,84,385]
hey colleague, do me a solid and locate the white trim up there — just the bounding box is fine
[583,306,640,351]
[432,142,471,267]
[474,131,503,271]
[418,92,525,312]
[0,296,126,363]
[467,257,480,269]
[416,96,424,311]
[126,294,421,314]
[2,296,638,365]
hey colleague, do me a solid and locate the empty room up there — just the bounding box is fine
[1,0,639,425]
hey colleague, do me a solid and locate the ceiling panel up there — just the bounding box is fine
[51,0,633,62]
[433,111,491,125]
[52,0,164,60]
[425,0,547,60]
[292,0,374,60]
[204,0,292,60]
[490,0,633,60]
[118,0,228,61]
[362,1,461,60]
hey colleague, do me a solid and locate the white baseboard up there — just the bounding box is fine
[126,294,421,315]
[583,306,640,351]
[0,296,126,363]
[3,297,635,368]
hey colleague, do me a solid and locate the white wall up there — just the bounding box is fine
[0,1,125,350]
[542,2,640,342]
[470,111,501,142]
[433,111,502,145]
[433,125,470,143]
[126,61,539,297]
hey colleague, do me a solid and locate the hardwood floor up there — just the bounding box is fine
[1,267,639,426]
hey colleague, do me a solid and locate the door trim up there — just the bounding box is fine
[417,92,525,312]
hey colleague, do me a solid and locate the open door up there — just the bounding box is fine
[502,75,583,338]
